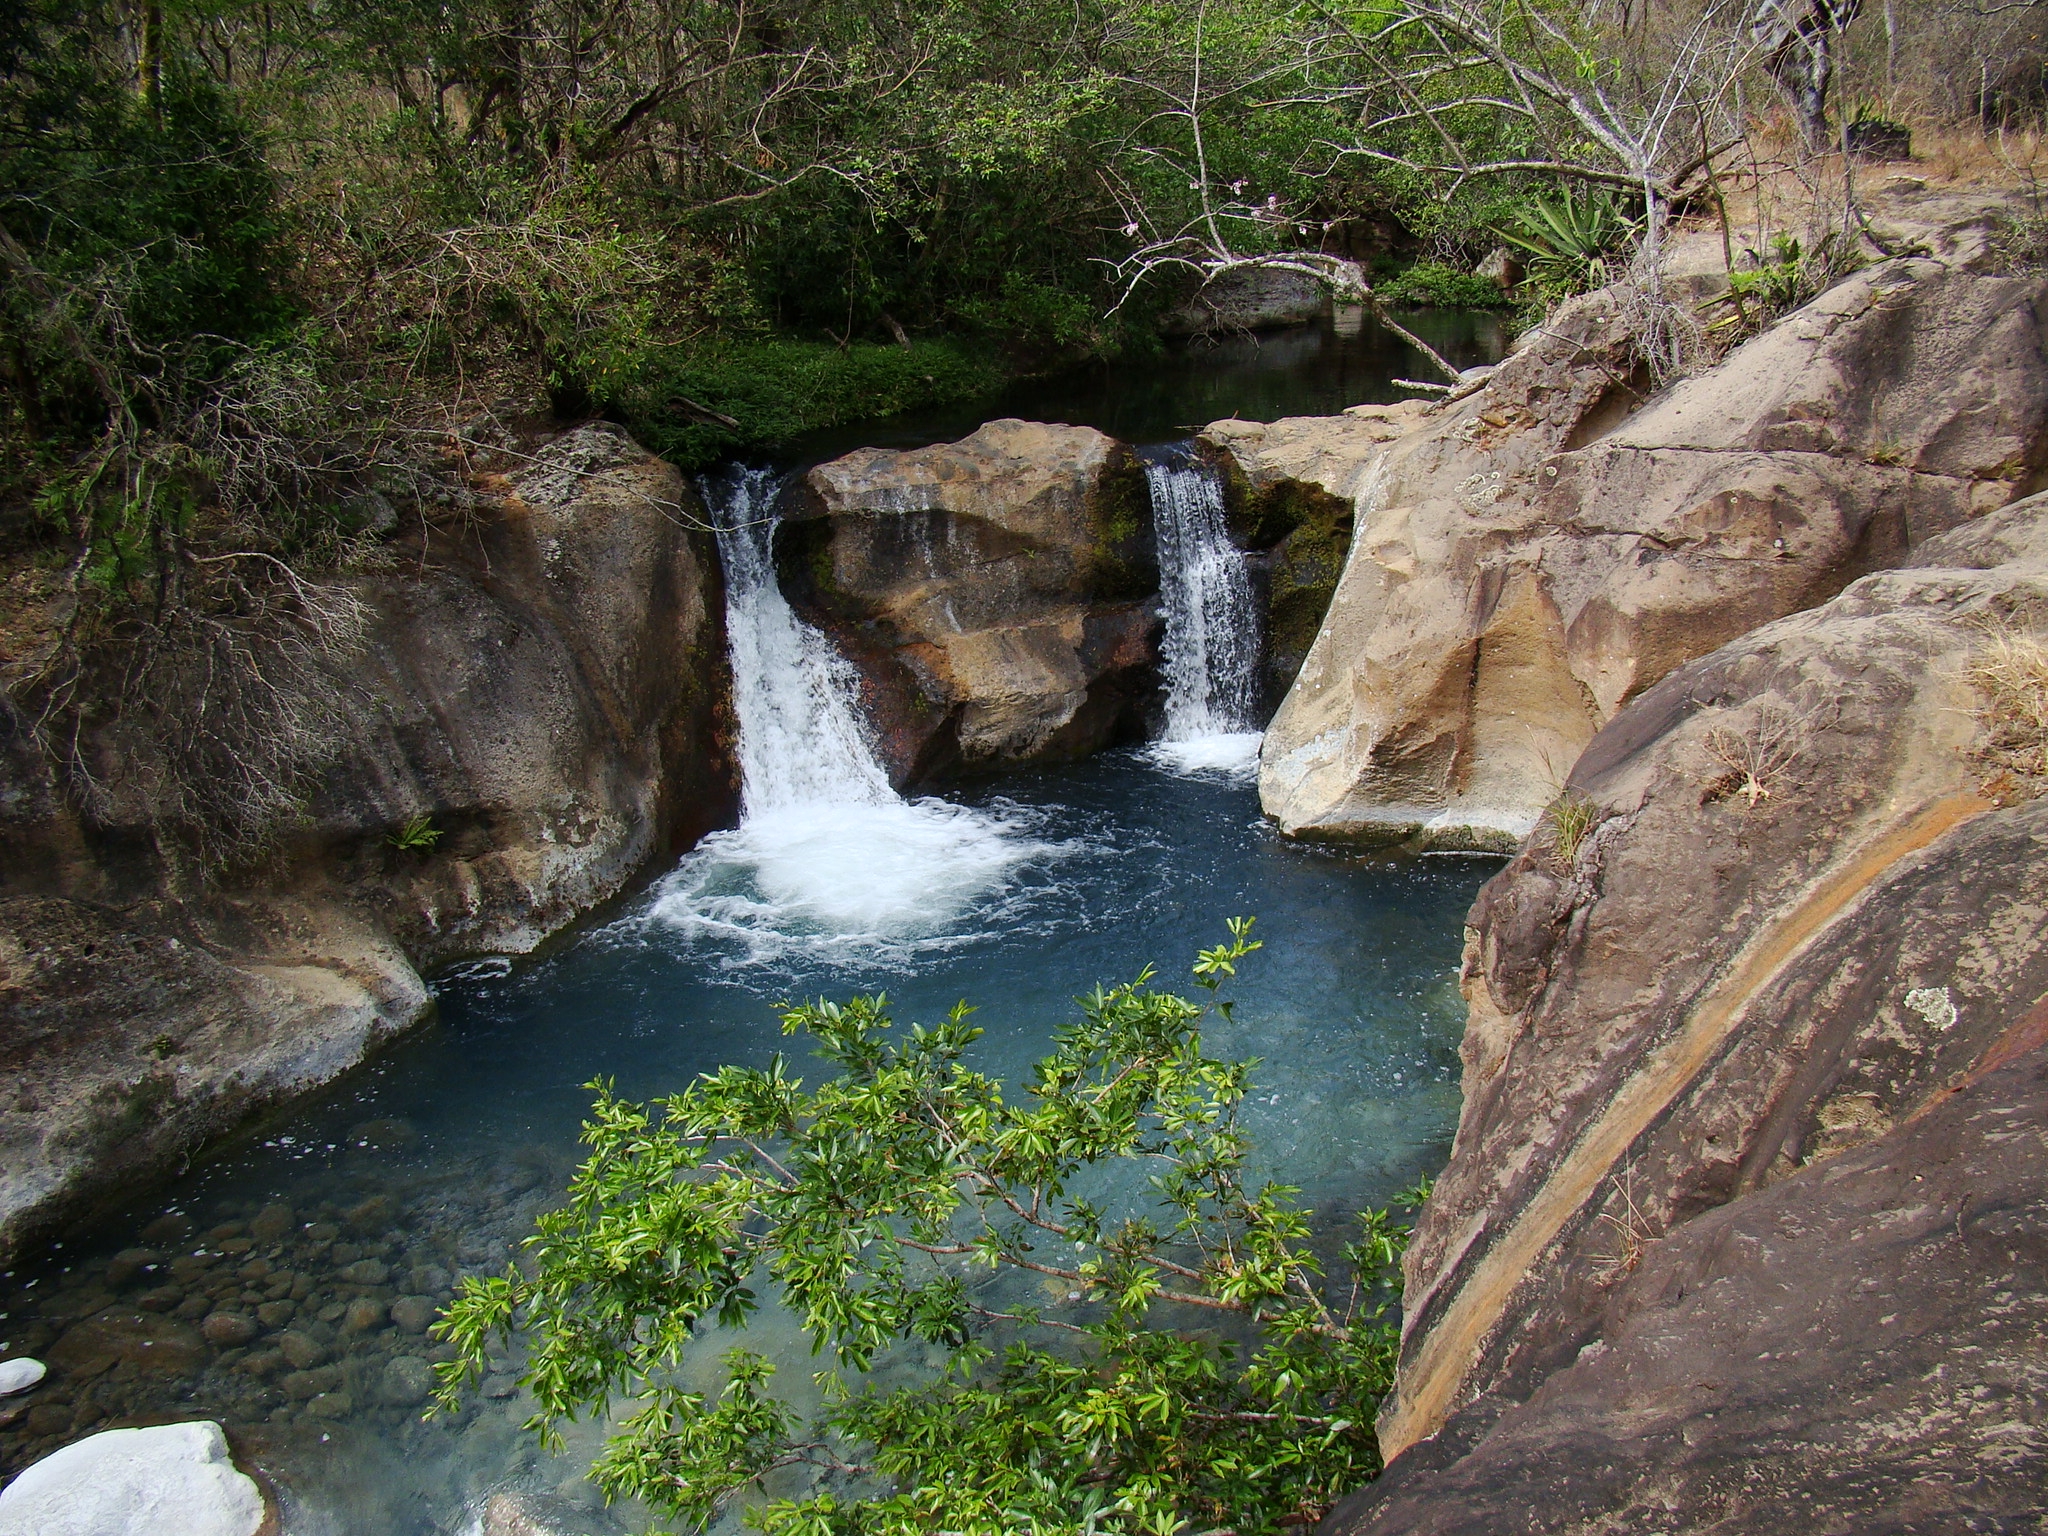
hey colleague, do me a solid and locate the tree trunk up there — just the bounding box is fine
[136,0,163,120]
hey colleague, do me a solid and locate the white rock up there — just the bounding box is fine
[0,1359,44,1396]
[0,1420,264,1536]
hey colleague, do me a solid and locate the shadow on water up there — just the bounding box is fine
[784,306,1507,463]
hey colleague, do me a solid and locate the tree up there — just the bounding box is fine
[435,920,1423,1536]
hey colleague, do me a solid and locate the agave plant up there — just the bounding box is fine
[1495,191,1636,296]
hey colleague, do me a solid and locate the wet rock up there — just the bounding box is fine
[238,1350,284,1378]
[406,1263,452,1296]
[25,1401,70,1436]
[338,1258,390,1287]
[174,1295,212,1321]
[345,1194,395,1233]
[341,1299,386,1334]
[248,1204,295,1244]
[316,1303,346,1324]
[306,1390,354,1419]
[132,1286,182,1314]
[206,1223,245,1242]
[169,1254,218,1284]
[0,1357,45,1394]
[275,1331,326,1370]
[303,1222,339,1243]
[482,1373,520,1399]
[389,1295,437,1334]
[379,1354,433,1406]
[0,1419,264,1536]
[255,1300,295,1328]
[103,1249,161,1288]
[280,1365,340,1400]
[138,1213,193,1246]
[328,1242,361,1267]
[47,1310,206,1381]
[483,1490,592,1536]
[791,419,1161,780]
[200,1313,258,1347]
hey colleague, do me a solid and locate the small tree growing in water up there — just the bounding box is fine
[435,920,1421,1536]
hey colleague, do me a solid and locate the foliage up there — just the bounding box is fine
[1375,262,1511,310]
[387,813,444,852]
[1494,193,1634,298]
[1540,791,1600,870]
[435,921,1424,1536]
[623,339,1008,470]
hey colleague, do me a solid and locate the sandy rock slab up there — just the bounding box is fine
[1224,195,2048,849]
[0,1420,265,1536]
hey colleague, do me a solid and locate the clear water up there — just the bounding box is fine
[0,759,1494,1532]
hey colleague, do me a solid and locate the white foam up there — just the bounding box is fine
[650,797,1054,954]
[1142,731,1265,779]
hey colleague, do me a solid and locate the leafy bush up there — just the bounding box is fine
[1494,192,1635,297]
[1375,262,1512,309]
[622,339,1009,468]
[436,921,1423,1536]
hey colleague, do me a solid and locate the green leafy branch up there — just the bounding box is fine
[434,920,1421,1536]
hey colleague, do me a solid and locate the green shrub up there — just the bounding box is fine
[436,921,1424,1536]
[1375,261,1512,309]
[1495,191,1636,297]
[621,338,1008,468]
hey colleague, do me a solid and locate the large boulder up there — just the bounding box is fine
[1225,201,2048,849]
[0,1420,265,1536]
[1329,493,2048,1532]
[0,417,735,1260]
[786,419,1159,778]
[1160,266,1328,337]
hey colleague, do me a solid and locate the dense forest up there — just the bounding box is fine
[0,0,2043,859]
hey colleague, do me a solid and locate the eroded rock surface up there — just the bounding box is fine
[788,419,1159,778]
[1328,493,2048,1532]
[0,419,735,1259]
[1225,202,2048,848]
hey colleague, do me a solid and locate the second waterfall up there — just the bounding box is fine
[1144,447,1265,775]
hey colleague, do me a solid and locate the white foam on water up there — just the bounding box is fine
[1141,731,1265,779]
[646,467,1053,964]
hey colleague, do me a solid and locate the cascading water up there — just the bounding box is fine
[1143,447,1265,776]
[647,466,1050,959]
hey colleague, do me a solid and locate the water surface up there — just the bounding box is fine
[0,758,1494,1533]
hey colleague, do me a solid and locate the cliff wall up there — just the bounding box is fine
[0,420,736,1262]
[1215,194,2048,850]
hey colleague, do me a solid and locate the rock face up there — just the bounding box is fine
[1329,494,2048,1532]
[0,419,734,1261]
[786,419,1160,779]
[1160,266,1327,337]
[0,1419,264,1536]
[1227,206,2048,849]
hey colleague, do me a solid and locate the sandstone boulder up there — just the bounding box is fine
[1331,492,2048,1531]
[787,419,1160,777]
[1225,201,2048,849]
[0,1420,263,1536]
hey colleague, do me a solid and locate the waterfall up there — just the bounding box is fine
[1144,448,1265,776]
[647,466,1049,959]
[710,467,897,815]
